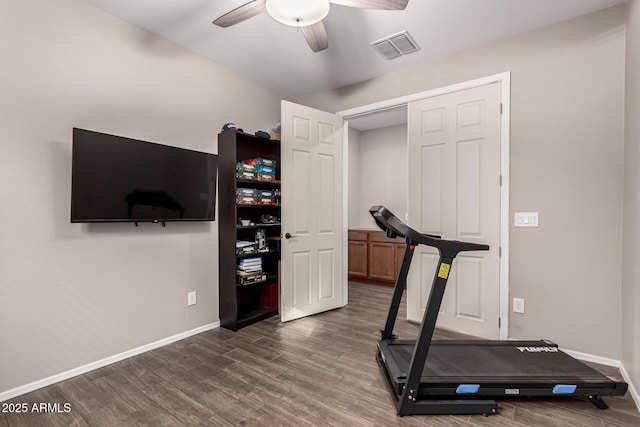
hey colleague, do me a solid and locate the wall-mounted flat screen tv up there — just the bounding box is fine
[71,128,217,223]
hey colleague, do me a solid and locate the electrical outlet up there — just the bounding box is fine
[188,291,197,306]
[513,297,525,314]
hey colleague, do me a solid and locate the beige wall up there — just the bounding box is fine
[0,0,283,395]
[351,124,408,228]
[622,0,640,403]
[348,127,361,228]
[304,6,626,359]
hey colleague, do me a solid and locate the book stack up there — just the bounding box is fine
[237,257,266,285]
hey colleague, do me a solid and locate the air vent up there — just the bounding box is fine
[370,30,420,60]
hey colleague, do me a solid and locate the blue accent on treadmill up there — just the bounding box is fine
[456,384,480,394]
[552,384,577,394]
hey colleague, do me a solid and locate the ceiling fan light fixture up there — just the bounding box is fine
[266,0,330,27]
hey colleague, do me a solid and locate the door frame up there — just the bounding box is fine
[337,72,511,340]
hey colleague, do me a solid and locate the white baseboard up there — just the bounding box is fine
[561,347,621,368]
[0,321,220,403]
[619,363,640,410]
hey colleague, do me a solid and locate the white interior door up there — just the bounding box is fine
[280,100,345,322]
[407,83,501,339]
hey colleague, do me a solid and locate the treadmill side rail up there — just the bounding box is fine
[397,255,456,415]
[404,400,498,417]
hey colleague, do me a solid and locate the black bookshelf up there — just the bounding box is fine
[218,131,280,331]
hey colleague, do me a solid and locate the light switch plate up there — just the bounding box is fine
[515,212,539,227]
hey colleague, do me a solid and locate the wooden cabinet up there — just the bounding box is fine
[218,130,281,331]
[347,230,368,279]
[348,229,404,286]
[369,242,397,282]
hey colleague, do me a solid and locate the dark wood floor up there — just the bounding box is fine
[2,281,638,426]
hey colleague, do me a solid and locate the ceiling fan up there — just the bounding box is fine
[212,0,409,52]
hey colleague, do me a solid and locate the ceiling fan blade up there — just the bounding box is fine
[302,21,329,53]
[212,0,266,28]
[329,0,408,10]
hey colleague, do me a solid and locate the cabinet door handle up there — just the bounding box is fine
[284,232,296,239]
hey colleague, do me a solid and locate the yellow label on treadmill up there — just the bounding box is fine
[438,263,451,279]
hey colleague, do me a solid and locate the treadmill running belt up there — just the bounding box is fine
[386,341,612,384]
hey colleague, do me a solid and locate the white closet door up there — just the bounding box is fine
[407,83,502,339]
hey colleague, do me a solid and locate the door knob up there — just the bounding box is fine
[284,232,295,239]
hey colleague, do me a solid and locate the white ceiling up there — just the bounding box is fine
[82,0,624,101]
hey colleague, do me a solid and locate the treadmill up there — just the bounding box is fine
[370,205,628,416]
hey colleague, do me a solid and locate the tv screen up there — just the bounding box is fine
[71,128,217,223]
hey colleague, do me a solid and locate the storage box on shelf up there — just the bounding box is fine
[218,131,281,331]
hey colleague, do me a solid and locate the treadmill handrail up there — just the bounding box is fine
[369,205,489,256]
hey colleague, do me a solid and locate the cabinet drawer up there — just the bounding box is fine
[368,231,401,243]
[348,230,368,241]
